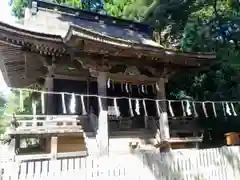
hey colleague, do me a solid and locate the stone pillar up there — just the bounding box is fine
[97,72,109,156]
[156,78,170,140]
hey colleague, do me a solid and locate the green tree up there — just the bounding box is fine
[11,0,105,18]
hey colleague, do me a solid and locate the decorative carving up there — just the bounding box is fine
[77,57,112,74]
[124,66,141,76]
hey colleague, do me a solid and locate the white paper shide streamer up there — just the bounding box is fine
[231,103,237,116]
[202,102,208,118]
[41,92,45,114]
[135,99,140,115]
[125,83,129,93]
[70,93,76,114]
[129,98,134,117]
[61,93,67,114]
[156,100,161,117]
[141,85,145,94]
[168,101,175,117]
[181,101,186,116]
[226,102,232,116]
[114,98,120,117]
[143,99,148,116]
[212,102,217,117]
[222,102,226,116]
[156,83,160,92]
[107,79,111,88]
[186,100,192,116]
[81,95,87,115]
[98,97,103,111]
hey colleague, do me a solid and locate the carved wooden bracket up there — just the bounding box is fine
[76,57,112,72]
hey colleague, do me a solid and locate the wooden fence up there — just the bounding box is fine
[1,146,240,180]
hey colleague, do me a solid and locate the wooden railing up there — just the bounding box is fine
[8,115,83,134]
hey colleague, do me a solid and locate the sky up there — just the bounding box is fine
[0,0,15,88]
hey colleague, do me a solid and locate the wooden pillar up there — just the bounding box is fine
[45,64,55,116]
[50,136,58,159]
[97,72,109,156]
[15,135,20,155]
[156,78,170,140]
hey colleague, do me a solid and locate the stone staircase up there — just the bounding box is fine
[81,114,160,155]
[109,129,158,153]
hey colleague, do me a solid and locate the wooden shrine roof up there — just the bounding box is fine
[0,0,216,87]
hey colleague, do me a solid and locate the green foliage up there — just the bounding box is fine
[10,0,105,18]
[104,0,152,20]
[11,0,28,19]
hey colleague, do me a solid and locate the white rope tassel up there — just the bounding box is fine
[19,90,24,112]
[226,102,232,116]
[192,102,198,117]
[222,102,226,116]
[168,101,175,117]
[114,98,120,117]
[135,99,140,115]
[212,102,217,117]
[143,99,148,116]
[61,93,67,114]
[121,83,124,92]
[107,78,111,88]
[231,103,237,116]
[41,92,45,114]
[129,98,134,117]
[81,95,87,115]
[202,102,208,118]
[156,100,161,117]
[70,93,76,114]
[181,101,186,116]
[186,100,192,116]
